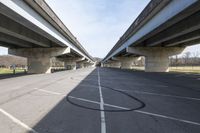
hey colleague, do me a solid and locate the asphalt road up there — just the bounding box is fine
[0,67,200,133]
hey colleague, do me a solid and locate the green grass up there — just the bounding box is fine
[169,66,200,74]
[0,68,25,74]
[132,66,144,71]
[132,66,200,74]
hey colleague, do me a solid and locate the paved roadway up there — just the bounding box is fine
[0,67,200,133]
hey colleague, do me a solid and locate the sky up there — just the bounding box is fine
[0,0,199,58]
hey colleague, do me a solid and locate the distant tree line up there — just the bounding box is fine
[132,51,200,67]
[135,57,145,66]
[0,52,199,69]
[94,57,102,66]
[170,52,200,66]
[0,55,27,68]
[0,56,65,68]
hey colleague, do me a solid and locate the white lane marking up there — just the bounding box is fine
[97,68,106,133]
[115,89,200,101]
[68,96,129,111]
[69,96,100,105]
[34,88,62,95]
[68,95,200,126]
[134,90,200,101]
[134,110,200,126]
[104,103,129,110]
[0,108,38,133]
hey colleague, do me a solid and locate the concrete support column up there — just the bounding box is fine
[64,61,77,70]
[121,62,132,69]
[127,47,185,72]
[113,57,139,69]
[105,64,111,67]
[62,59,78,70]
[58,57,86,70]
[8,47,70,74]
[27,56,52,73]
[145,53,170,72]
[83,62,94,68]
[84,63,90,68]
[76,59,90,69]
[107,61,121,68]
[77,62,85,69]
[102,63,109,67]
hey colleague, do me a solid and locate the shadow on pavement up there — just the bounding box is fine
[108,68,200,91]
[26,67,200,133]
[28,68,100,133]
[0,72,32,80]
[29,68,145,133]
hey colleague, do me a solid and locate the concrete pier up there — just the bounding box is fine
[8,47,71,73]
[127,47,185,72]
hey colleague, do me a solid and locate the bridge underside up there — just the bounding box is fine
[0,1,93,73]
[57,52,93,70]
[103,1,200,72]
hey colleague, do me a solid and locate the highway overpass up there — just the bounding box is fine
[0,0,94,73]
[102,0,200,72]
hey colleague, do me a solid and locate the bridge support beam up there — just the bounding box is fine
[76,59,90,69]
[127,47,185,72]
[8,47,70,74]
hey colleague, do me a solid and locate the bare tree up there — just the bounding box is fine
[183,52,191,66]
[192,52,200,66]
[0,55,27,68]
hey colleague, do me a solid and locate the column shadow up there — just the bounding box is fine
[29,68,145,133]
[0,72,31,80]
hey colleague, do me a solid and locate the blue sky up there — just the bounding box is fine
[0,0,199,58]
[45,0,151,58]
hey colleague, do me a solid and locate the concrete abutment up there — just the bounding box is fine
[8,47,71,74]
[127,47,185,72]
[113,57,139,69]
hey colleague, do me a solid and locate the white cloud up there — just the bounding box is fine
[0,46,7,55]
[181,44,200,57]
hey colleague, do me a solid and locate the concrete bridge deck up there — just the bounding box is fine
[0,68,199,133]
[0,0,94,74]
[102,0,200,72]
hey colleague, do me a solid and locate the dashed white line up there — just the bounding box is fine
[68,95,200,126]
[97,68,106,133]
[0,108,38,133]
[69,96,100,105]
[34,88,62,95]
[104,103,129,110]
